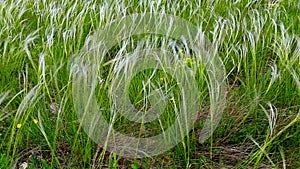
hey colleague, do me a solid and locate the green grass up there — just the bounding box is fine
[0,0,300,168]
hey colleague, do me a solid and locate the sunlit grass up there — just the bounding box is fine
[0,0,299,168]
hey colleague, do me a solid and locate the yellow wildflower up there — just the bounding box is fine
[17,124,22,129]
[33,119,38,124]
[185,57,193,68]
[185,57,192,64]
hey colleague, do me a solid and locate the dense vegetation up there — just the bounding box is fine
[0,0,299,168]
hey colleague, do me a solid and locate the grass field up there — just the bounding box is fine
[0,0,300,168]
